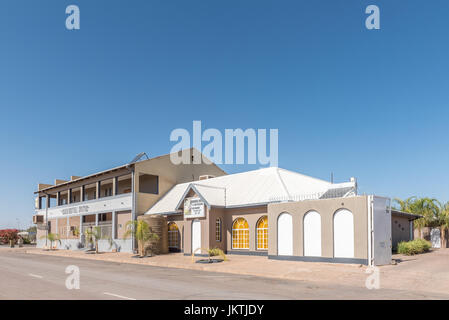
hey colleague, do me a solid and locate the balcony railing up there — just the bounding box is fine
[35,193,132,219]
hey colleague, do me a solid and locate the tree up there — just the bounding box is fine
[394,197,441,238]
[393,196,416,212]
[0,229,19,245]
[40,233,61,250]
[84,226,102,253]
[123,220,159,257]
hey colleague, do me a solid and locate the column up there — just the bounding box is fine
[68,189,72,204]
[79,215,83,241]
[112,211,116,240]
[113,177,118,196]
[95,213,99,226]
[81,185,85,202]
[96,181,101,199]
[56,192,60,206]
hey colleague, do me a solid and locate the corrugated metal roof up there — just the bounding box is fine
[146,167,356,215]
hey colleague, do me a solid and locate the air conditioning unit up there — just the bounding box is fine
[199,175,215,181]
[33,215,44,224]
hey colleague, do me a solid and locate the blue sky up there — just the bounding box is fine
[0,0,448,228]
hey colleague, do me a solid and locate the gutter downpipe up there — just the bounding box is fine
[367,195,373,267]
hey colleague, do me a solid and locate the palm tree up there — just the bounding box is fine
[409,197,440,238]
[40,233,61,250]
[84,226,102,253]
[393,196,417,212]
[123,220,159,257]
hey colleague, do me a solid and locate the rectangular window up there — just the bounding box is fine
[215,218,221,242]
[139,174,158,194]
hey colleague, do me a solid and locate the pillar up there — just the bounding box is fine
[113,177,118,196]
[112,211,117,240]
[96,181,101,199]
[79,215,83,241]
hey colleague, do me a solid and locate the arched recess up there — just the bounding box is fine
[277,213,293,256]
[333,209,354,258]
[168,222,180,250]
[303,211,321,257]
[191,220,201,254]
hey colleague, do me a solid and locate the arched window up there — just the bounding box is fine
[256,216,268,250]
[215,218,222,242]
[303,211,321,257]
[168,222,179,249]
[232,218,249,249]
[333,209,354,258]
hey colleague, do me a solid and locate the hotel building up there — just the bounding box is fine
[33,149,418,266]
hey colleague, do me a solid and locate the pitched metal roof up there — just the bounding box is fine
[146,167,356,215]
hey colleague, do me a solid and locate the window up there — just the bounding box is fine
[215,218,222,242]
[256,216,268,250]
[139,174,159,194]
[232,218,249,249]
[168,222,179,248]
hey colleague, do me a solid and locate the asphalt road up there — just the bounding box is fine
[0,250,446,300]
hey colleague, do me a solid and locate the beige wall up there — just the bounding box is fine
[267,196,369,260]
[392,215,412,249]
[134,148,227,215]
[116,211,131,239]
[223,206,268,253]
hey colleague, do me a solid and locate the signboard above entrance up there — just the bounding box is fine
[184,197,205,218]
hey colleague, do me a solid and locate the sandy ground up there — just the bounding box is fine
[2,246,447,297]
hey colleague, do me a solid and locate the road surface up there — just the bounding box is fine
[0,250,446,299]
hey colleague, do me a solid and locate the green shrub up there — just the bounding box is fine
[397,239,431,255]
[208,247,227,261]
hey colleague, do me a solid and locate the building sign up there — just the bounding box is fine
[61,205,89,215]
[36,194,132,218]
[184,197,205,218]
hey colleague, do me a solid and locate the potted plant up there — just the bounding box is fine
[123,220,159,258]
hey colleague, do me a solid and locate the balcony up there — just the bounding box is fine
[35,193,132,219]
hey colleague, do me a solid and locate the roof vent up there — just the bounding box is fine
[199,175,215,181]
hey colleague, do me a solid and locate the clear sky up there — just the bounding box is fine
[0,0,448,228]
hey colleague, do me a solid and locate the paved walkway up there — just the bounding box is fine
[2,247,449,297]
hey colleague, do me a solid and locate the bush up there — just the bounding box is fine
[208,247,227,261]
[0,229,19,244]
[397,239,431,255]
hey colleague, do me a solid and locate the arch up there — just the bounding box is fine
[256,216,268,250]
[232,218,249,249]
[277,212,293,256]
[333,209,354,258]
[303,211,321,257]
[168,222,179,249]
[191,220,201,254]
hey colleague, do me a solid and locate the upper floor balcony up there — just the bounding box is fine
[35,192,133,220]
